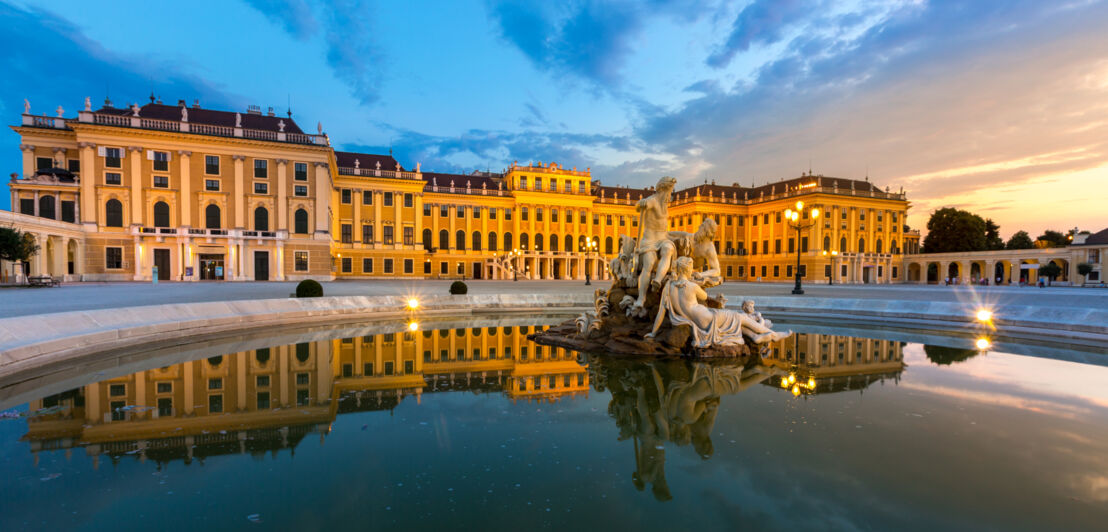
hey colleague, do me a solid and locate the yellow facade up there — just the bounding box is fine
[7,98,914,283]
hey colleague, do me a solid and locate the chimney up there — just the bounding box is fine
[247,105,262,115]
[177,99,186,107]
[267,106,275,117]
[192,99,200,109]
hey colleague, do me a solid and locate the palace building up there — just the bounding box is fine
[5,97,916,283]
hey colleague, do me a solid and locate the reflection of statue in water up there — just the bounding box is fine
[649,257,792,348]
[631,176,678,316]
[590,354,773,501]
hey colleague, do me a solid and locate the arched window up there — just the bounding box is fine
[153,201,170,228]
[488,232,498,251]
[205,204,221,229]
[294,209,309,234]
[456,230,466,251]
[876,238,883,254]
[565,235,572,252]
[605,236,613,254]
[858,238,866,253]
[891,240,899,254]
[472,231,482,251]
[105,199,123,227]
[520,233,529,250]
[254,206,269,231]
[38,196,55,219]
[550,234,558,252]
[578,235,586,250]
[534,233,544,251]
[504,232,513,251]
[439,229,449,250]
[295,343,310,363]
[839,236,847,252]
[823,235,830,252]
[422,228,432,250]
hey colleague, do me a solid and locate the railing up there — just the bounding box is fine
[158,227,177,234]
[93,114,130,126]
[189,123,234,136]
[243,129,277,141]
[80,111,328,146]
[141,118,180,131]
[427,184,508,196]
[337,167,423,180]
[28,115,67,129]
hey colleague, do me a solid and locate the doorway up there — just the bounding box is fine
[472,262,482,280]
[153,249,171,280]
[254,251,270,281]
[199,254,225,280]
[862,266,873,284]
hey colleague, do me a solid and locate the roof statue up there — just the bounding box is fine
[131,104,140,117]
[317,122,323,134]
[84,97,91,111]
[56,106,64,117]
[278,120,286,132]
[236,112,242,127]
[354,159,360,170]
[375,160,381,170]
[181,106,188,122]
[415,162,421,173]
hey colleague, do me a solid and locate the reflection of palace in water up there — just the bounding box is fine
[21,326,588,467]
[590,333,905,501]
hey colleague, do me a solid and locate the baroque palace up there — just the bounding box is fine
[4,97,917,283]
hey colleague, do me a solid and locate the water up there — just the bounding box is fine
[1,321,1106,531]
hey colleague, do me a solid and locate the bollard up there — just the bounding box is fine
[152,265,158,285]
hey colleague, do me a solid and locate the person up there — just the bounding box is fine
[667,218,722,288]
[631,176,678,316]
[647,257,791,347]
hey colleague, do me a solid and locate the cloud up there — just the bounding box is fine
[486,0,710,89]
[706,0,819,68]
[241,0,319,39]
[0,3,236,209]
[242,0,383,105]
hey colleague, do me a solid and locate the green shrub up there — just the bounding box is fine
[296,279,323,298]
[449,280,468,295]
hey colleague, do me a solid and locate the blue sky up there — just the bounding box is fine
[3,0,1107,236]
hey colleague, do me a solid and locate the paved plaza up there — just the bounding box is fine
[0,279,1104,318]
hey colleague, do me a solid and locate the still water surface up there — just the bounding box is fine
[1,322,1106,531]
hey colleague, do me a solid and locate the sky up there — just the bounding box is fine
[2,0,1107,238]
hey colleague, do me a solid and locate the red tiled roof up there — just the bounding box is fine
[96,103,305,134]
[1081,227,1108,245]
[335,151,401,172]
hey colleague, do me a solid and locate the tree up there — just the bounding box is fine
[0,227,38,265]
[1006,230,1034,250]
[923,344,979,365]
[1035,230,1068,248]
[984,218,1004,250]
[1077,262,1093,284]
[922,208,987,253]
[1038,262,1062,285]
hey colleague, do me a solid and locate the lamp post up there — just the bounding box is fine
[581,238,598,285]
[512,248,519,282]
[822,249,838,285]
[784,201,820,295]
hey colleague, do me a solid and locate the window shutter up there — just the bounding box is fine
[147,150,154,160]
[97,146,106,157]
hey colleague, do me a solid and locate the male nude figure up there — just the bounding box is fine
[668,218,722,288]
[632,176,678,316]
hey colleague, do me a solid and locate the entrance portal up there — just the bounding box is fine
[199,254,225,280]
[153,249,171,280]
[472,262,482,280]
[254,251,269,281]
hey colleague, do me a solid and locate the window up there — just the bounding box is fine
[457,206,465,218]
[294,162,308,181]
[294,251,308,271]
[440,205,448,217]
[579,212,586,224]
[205,155,220,174]
[404,258,413,273]
[489,232,498,251]
[36,156,53,170]
[361,190,373,205]
[294,209,309,233]
[254,182,268,194]
[105,199,123,227]
[619,216,625,226]
[384,258,394,273]
[549,179,557,191]
[522,207,529,221]
[404,226,414,245]
[205,204,221,229]
[157,382,172,394]
[384,192,393,206]
[105,172,121,185]
[341,189,352,204]
[342,257,352,273]
[537,208,544,222]
[606,215,612,226]
[440,261,448,274]
[472,231,482,251]
[341,224,352,243]
[404,193,413,208]
[153,175,169,188]
[152,151,169,171]
[520,176,527,189]
[456,230,466,250]
[104,147,122,168]
[489,208,497,220]
[535,177,542,190]
[208,377,223,390]
[205,179,219,191]
[254,159,268,178]
[68,159,80,173]
[153,202,170,227]
[753,215,758,226]
[505,208,512,221]
[424,260,431,274]
[363,258,373,273]
[564,181,571,192]
[578,181,586,193]
[439,229,449,249]
[106,247,123,269]
[294,185,308,196]
[363,224,373,243]
[423,204,431,216]
[474,206,481,219]
[383,226,394,245]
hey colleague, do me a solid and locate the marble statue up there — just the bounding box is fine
[84,97,91,111]
[181,106,188,122]
[667,218,722,288]
[609,234,637,287]
[24,99,30,114]
[647,257,791,348]
[631,176,678,316]
[236,112,242,127]
[278,119,286,132]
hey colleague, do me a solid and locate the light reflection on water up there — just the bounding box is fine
[1,324,1106,530]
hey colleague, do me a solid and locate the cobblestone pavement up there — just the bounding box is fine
[0,279,1104,318]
